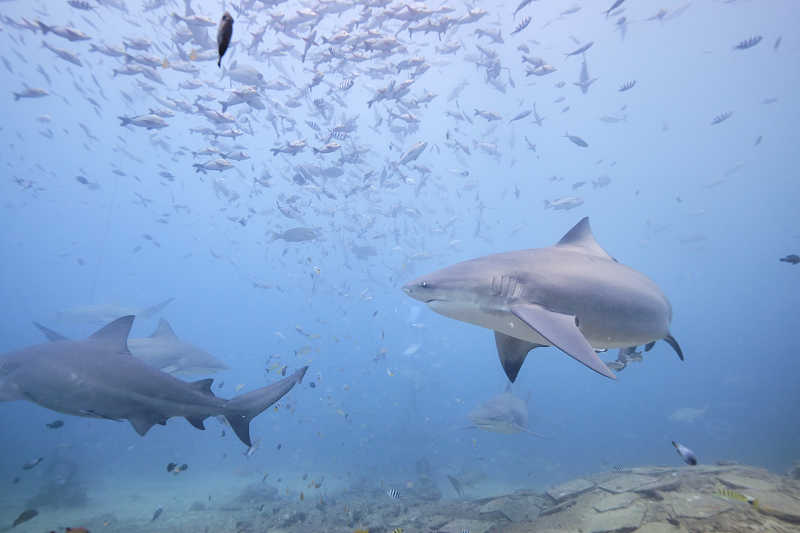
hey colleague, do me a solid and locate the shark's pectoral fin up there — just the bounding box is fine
[186,416,207,430]
[664,334,684,361]
[494,331,542,383]
[644,341,656,352]
[161,364,179,373]
[128,415,156,436]
[509,304,616,380]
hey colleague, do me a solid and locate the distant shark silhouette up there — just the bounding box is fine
[0,316,305,446]
[467,384,545,437]
[34,318,229,376]
[403,217,683,382]
[56,297,175,326]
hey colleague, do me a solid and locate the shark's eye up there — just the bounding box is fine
[419,281,429,288]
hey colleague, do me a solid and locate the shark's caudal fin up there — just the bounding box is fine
[509,304,616,380]
[225,366,308,446]
[138,297,175,319]
[664,334,684,361]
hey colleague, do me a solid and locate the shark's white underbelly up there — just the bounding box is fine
[428,301,654,349]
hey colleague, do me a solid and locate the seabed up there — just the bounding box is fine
[2,463,799,532]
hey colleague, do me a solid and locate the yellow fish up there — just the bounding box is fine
[353,530,368,533]
[392,529,404,533]
[715,487,759,508]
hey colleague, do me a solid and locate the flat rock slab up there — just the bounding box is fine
[547,478,595,503]
[717,472,775,491]
[478,495,542,522]
[754,491,800,524]
[671,493,730,519]
[587,501,646,533]
[593,492,639,513]
[599,474,660,494]
[439,518,494,533]
[634,522,689,533]
[634,477,681,494]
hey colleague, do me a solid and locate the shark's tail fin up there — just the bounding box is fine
[225,366,307,447]
[139,297,175,319]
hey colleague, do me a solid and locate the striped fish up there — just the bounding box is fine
[386,488,400,499]
[339,79,354,91]
[715,487,759,507]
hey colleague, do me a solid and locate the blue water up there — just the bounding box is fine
[0,0,798,527]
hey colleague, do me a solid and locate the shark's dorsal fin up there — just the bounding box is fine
[89,315,134,354]
[33,322,69,342]
[189,378,215,397]
[151,318,177,339]
[556,217,613,261]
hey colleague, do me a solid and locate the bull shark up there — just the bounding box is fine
[403,217,683,382]
[467,384,545,437]
[34,318,229,375]
[56,297,175,326]
[0,316,306,446]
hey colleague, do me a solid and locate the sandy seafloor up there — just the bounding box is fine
[2,462,799,533]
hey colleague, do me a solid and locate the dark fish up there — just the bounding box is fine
[151,507,163,522]
[511,16,531,35]
[710,111,732,125]
[618,80,636,92]
[12,477,19,484]
[733,36,762,50]
[780,254,800,265]
[513,0,533,18]
[46,420,64,429]
[565,41,593,58]
[22,457,43,470]
[564,132,588,147]
[672,441,698,465]
[309,382,316,388]
[216,12,233,68]
[604,0,626,17]
[774,36,782,50]
[12,509,38,527]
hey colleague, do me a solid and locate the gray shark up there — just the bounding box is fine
[34,318,229,376]
[467,385,544,437]
[56,297,175,326]
[402,217,682,382]
[0,316,305,446]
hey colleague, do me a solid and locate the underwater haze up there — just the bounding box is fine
[0,0,799,531]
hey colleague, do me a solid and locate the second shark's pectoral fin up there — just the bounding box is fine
[494,331,542,383]
[510,304,616,380]
[664,333,684,361]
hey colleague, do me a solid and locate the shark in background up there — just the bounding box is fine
[55,297,175,327]
[403,217,683,382]
[34,318,229,375]
[0,316,306,446]
[467,383,545,438]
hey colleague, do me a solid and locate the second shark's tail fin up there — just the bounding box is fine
[225,366,307,447]
[139,297,175,319]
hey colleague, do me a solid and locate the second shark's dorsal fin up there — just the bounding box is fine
[151,318,177,339]
[555,217,613,261]
[189,378,215,397]
[33,322,69,342]
[89,315,134,354]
